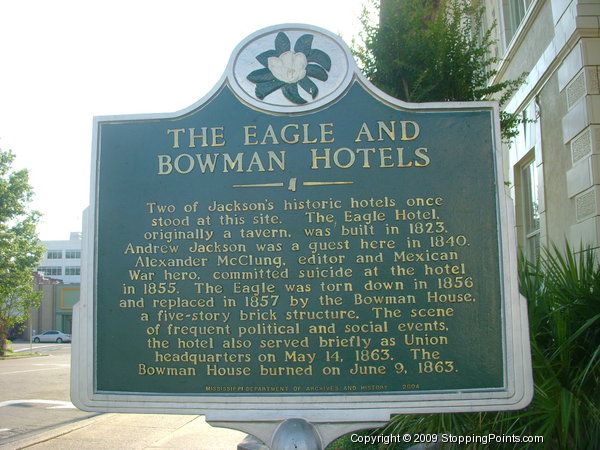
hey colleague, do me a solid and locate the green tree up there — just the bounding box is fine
[353,0,526,140]
[0,148,45,355]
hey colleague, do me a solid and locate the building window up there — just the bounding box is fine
[47,250,63,259]
[65,266,80,276]
[521,159,540,261]
[65,249,81,259]
[37,266,63,276]
[502,0,533,44]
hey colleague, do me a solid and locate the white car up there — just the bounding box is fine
[32,330,71,343]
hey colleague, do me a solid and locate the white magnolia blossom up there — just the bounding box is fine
[268,51,307,83]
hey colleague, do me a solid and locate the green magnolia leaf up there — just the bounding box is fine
[282,83,307,104]
[308,49,331,71]
[298,77,318,99]
[247,68,276,83]
[256,50,277,67]
[294,34,313,56]
[255,79,286,100]
[306,64,329,81]
[275,32,290,55]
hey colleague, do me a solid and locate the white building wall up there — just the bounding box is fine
[38,232,82,284]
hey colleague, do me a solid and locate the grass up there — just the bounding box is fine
[0,351,45,359]
[0,340,46,359]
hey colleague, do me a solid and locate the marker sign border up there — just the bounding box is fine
[71,24,532,422]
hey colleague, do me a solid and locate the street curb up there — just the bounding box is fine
[1,413,108,449]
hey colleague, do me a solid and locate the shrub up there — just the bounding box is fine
[373,244,600,449]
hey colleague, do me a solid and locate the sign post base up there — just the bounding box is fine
[209,417,388,449]
[237,435,268,450]
[272,419,320,450]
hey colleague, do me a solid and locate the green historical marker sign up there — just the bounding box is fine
[73,24,532,441]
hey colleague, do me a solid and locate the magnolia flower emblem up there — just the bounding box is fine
[247,32,331,104]
[269,51,307,84]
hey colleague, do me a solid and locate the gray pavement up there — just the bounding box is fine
[1,343,250,449]
[1,413,248,449]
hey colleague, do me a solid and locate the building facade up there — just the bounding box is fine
[17,273,79,339]
[481,0,600,258]
[15,232,83,339]
[38,232,82,284]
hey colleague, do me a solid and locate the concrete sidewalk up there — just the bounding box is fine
[3,413,248,449]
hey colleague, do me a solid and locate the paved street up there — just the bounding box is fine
[0,343,98,446]
[0,343,248,449]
